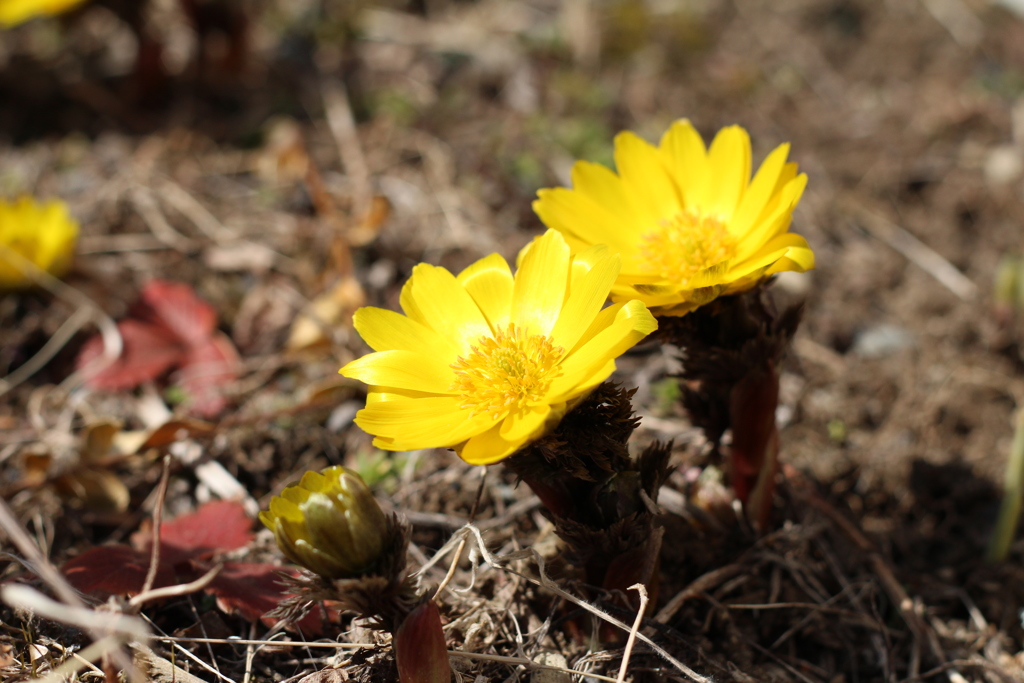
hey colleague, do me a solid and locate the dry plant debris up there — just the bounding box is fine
[3,0,1024,682]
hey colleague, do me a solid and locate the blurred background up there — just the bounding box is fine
[4,0,1024,678]
[4,0,1023,476]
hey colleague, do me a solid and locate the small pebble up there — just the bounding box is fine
[851,324,915,358]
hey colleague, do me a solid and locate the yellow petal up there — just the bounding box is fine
[499,403,552,442]
[658,119,710,211]
[269,496,304,523]
[340,350,456,394]
[765,243,815,274]
[298,470,328,493]
[457,253,514,332]
[459,423,520,465]
[704,125,751,220]
[355,397,489,449]
[281,485,312,506]
[567,243,610,292]
[365,386,438,403]
[533,186,641,259]
[551,250,620,353]
[512,230,570,336]
[0,0,88,27]
[568,161,645,235]
[614,131,682,226]
[351,307,457,357]
[568,300,624,353]
[548,300,656,400]
[399,263,491,355]
[728,233,814,280]
[732,173,807,262]
[730,143,789,239]
[774,162,800,195]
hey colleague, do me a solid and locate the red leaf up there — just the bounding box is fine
[206,562,329,634]
[137,280,218,347]
[62,545,175,596]
[77,319,187,390]
[174,332,241,418]
[154,500,253,563]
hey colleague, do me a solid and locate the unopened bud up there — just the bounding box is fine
[394,600,450,683]
[259,466,388,580]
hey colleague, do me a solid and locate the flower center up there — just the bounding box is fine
[450,324,564,419]
[640,211,737,288]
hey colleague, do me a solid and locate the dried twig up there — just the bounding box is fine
[321,80,372,219]
[785,465,954,681]
[1,584,148,640]
[433,468,487,598]
[422,524,712,683]
[140,455,172,597]
[0,498,145,682]
[157,178,237,242]
[919,0,983,47]
[654,563,745,624]
[131,186,199,252]
[0,243,122,398]
[845,200,978,301]
[141,617,239,683]
[616,584,648,683]
[128,564,223,608]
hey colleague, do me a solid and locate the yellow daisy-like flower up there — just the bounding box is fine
[0,196,80,289]
[340,229,657,465]
[0,0,88,27]
[533,119,814,316]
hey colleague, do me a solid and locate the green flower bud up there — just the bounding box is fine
[260,466,388,580]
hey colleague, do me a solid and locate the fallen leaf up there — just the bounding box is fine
[63,500,326,631]
[174,332,241,418]
[82,420,122,462]
[206,563,331,634]
[139,418,216,450]
[136,280,218,348]
[148,499,253,563]
[78,319,186,390]
[76,281,241,416]
[205,562,289,622]
[20,451,51,487]
[63,545,174,596]
[53,468,131,513]
[286,278,364,351]
[347,194,390,247]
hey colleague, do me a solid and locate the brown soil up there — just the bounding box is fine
[3,0,1024,681]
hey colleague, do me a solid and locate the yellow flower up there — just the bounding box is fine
[0,0,88,27]
[533,120,814,316]
[259,466,388,580]
[0,196,79,289]
[340,229,657,465]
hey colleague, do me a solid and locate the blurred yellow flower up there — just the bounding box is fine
[0,196,79,289]
[259,466,388,580]
[0,0,88,27]
[534,120,814,316]
[340,229,657,465]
